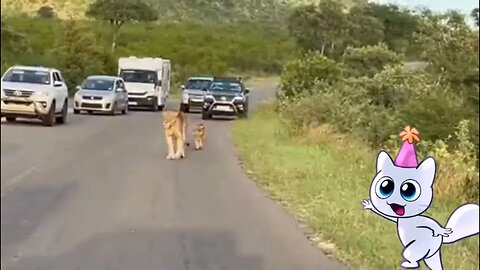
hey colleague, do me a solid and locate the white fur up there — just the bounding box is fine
[362,151,480,270]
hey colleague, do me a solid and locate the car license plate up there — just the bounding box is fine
[215,105,232,112]
[128,101,137,105]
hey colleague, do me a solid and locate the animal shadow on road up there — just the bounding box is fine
[5,227,264,270]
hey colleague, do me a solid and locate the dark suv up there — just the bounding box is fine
[201,77,250,120]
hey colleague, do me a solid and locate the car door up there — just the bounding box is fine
[53,72,67,111]
[118,79,128,108]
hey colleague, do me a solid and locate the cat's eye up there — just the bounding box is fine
[400,180,421,201]
[375,177,394,199]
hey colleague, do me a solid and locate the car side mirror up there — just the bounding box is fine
[157,80,162,87]
[181,85,185,90]
[202,88,208,92]
[54,81,63,87]
[75,85,81,91]
[245,88,250,94]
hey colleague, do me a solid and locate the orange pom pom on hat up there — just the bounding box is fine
[394,125,420,168]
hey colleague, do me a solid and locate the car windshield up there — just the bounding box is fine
[2,69,51,85]
[81,78,115,91]
[209,81,242,92]
[185,79,212,90]
[120,69,157,84]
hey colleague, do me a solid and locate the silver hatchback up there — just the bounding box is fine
[73,75,128,115]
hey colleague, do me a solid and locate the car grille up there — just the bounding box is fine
[128,92,146,96]
[82,95,102,100]
[3,89,34,98]
[213,95,234,102]
[81,103,103,109]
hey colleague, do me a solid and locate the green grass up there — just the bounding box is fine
[231,103,479,270]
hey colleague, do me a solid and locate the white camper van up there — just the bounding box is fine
[118,57,171,111]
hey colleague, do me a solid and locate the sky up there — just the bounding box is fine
[368,0,478,26]
[368,0,477,14]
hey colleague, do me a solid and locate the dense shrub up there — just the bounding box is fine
[278,51,342,99]
[341,44,404,78]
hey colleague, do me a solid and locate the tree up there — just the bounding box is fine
[37,5,55,19]
[86,0,158,52]
[471,8,479,27]
[288,0,348,56]
[369,4,419,54]
[57,19,115,92]
[345,4,385,48]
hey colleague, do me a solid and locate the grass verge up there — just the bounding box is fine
[231,103,479,270]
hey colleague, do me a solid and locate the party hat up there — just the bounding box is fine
[394,125,420,168]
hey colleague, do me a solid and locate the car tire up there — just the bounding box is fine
[110,102,116,116]
[121,104,128,115]
[73,109,80,114]
[5,116,16,122]
[184,106,190,113]
[55,99,68,124]
[42,101,55,127]
[158,104,164,111]
[239,111,248,119]
[151,98,159,112]
[201,109,211,120]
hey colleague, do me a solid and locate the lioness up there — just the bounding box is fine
[193,123,206,150]
[162,109,189,159]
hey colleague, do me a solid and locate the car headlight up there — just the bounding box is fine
[31,91,49,99]
[182,92,189,103]
[204,94,215,101]
[233,96,245,102]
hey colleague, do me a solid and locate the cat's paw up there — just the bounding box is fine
[362,199,373,210]
[433,227,453,237]
[400,261,420,269]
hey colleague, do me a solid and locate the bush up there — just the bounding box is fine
[341,43,404,78]
[278,51,342,99]
[37,5,55,18]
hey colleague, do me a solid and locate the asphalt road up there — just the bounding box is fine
[0,83,347,270]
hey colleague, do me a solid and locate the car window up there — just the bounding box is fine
[53,72,60,82]
[56,72,65,82]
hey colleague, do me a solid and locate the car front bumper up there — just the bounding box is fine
[73,98,115,112]
[127,96,157,107]
[1,98,52,118]
[203,101,246,116]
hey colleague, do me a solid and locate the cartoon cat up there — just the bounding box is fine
[362,126,479,270]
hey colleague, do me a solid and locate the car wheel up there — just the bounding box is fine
[73,109,80,114]
[5,116,16,122]
[121,103,128,115]
[55,99,68,124]
[158,104,164,111]
[42,101,55,126]
[201,109,211,120]
[239,111,248,119]
[151,98,159,112]
[110,102,116,116]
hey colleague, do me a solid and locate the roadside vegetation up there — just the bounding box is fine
[233,1,479,269]
[1,0,295,95]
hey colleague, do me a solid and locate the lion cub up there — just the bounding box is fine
[193,123,206,150]
[162,110,189,160]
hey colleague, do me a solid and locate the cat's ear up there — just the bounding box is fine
[376,150,394,173]
[416,157,436,186]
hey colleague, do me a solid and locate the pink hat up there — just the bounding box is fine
[394,125,420,168]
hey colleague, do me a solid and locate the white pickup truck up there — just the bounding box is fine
[0,65,69,126]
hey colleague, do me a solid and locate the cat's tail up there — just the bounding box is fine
[443,203,479,244]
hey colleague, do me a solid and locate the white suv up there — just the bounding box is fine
[1,65,69,126]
